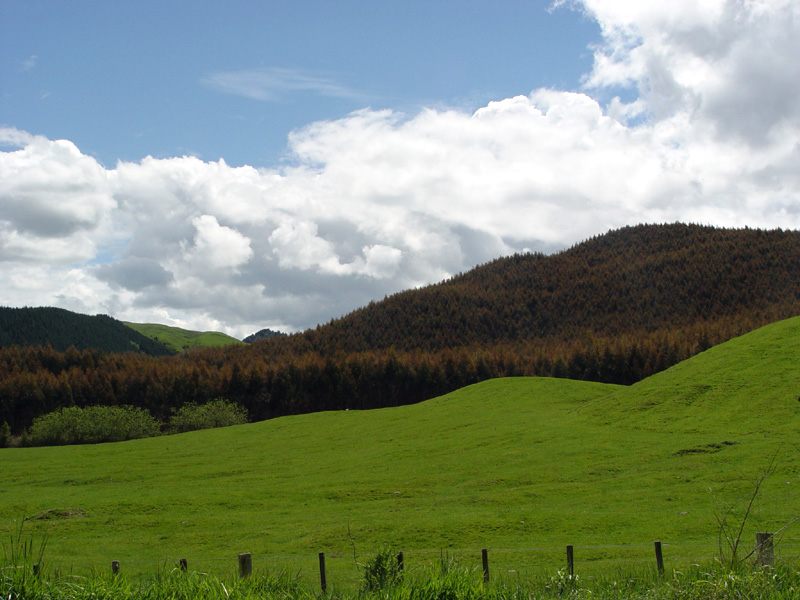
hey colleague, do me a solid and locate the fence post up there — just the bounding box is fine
[111,560,120,575]
[396,551,404,571]
[566,545,574,576]
[481,548,489,583]
[756,532,774,566]
[179,558,188,572]
[319,552,327,592]
[654,540,664,575]
[238,553,252,578]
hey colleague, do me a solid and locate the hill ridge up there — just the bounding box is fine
[283,222,800,353]
[124,321,242,352]
[0,306,172,356]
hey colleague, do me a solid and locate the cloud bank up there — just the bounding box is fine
[1,1,798,337]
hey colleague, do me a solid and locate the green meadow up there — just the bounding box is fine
[2,318,799,589]
[124,322,243,352]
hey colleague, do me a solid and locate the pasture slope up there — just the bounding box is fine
[124,322,243,352]
[1,317,799,587]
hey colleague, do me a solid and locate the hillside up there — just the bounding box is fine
[1,317,798,585]
[2,223,800,433]
[278,223,800,353]
[125,322,243,352]
[243,328,287,343]
[0,307,172,356]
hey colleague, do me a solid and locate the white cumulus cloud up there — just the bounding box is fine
[0,1,798,336]
[580,0,800,142]
[186,214,253,271]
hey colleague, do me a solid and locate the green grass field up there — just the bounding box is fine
[124,322,243,352]
[2,317,799,589]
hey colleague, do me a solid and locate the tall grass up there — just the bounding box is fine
[4,536,799,600]
[1,521,47,599]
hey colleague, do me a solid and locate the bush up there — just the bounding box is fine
[362,548,404,592]
[0,421,10,448]
[168,399,248,433]
[26,405,160,446]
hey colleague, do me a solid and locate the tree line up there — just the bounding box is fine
[0,314,768,434]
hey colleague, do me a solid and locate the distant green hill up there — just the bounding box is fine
[0,306,172,355]
[125,322,242,352]
[2,316,798,585]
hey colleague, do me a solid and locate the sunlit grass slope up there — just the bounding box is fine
[125,322,243,352]
[2,318,799,586]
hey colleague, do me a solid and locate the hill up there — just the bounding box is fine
[0,306,172,356]
[2,223,800,433]
[280,223,800,353]
[243,328,287,343]
[1,317,798,585]
[125,322,243,352]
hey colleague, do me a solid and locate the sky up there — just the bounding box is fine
[1,1,799,338]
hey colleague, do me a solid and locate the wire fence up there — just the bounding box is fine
[25,532,796,590]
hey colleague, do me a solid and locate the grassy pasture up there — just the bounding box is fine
[2,317,800,588]
[124,322,243,352]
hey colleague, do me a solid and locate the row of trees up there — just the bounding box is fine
[0,317,749,433]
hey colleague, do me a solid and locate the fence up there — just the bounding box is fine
[83,532,777,591]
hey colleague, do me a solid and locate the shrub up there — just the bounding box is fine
[0,421,10,448]
[361,548,404,592]
[26,405,160,446]
[168,399,248,433]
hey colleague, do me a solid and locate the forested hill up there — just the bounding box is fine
[3,224,800,433]
[243,328,287,343]
[0,307,172,356]
[264,223,800,354]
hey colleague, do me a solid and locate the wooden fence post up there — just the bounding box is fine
[481,548,489,583]
[654,540,664,575]
[566,545,574,576]
[111,560,120,575]
[238,553,252,578]
[179,558,188,572]
[756,532,774,566]
[319,552,327,592]
[396,551,404,571]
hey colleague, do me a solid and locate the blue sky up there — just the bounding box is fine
[1,1,798,336]
[2,0,600,167]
